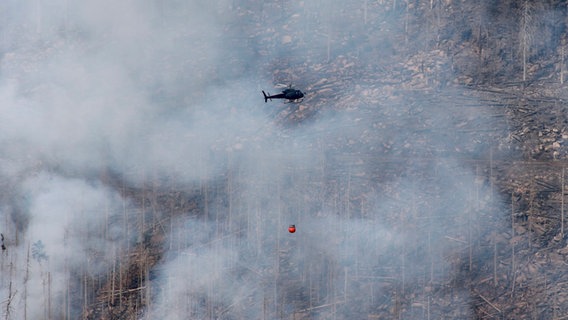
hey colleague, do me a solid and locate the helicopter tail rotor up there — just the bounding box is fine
[262,90,270,103]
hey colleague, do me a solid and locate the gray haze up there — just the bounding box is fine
[0,0,530,319]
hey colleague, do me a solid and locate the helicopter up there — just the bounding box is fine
[262,86,304,103]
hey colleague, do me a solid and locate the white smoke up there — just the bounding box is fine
[0,1,515,319]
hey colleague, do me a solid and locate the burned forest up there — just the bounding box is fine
[1,0,568,319]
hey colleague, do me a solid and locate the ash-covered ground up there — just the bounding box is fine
[1,1,568,319]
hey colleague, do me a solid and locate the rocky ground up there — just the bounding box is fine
[2,1,568,319]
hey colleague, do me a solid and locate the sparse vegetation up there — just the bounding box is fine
[1,0,568,319]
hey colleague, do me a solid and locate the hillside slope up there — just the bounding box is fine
[1,1,568,319]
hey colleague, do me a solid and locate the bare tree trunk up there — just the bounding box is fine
[203,178,209,220]
[5,281,14,320]
[122,177,129,253]
[64,248,70,320]
[83,271,88,317]
[346,167,351,219]
[492,233,497,287]
[48,272,52,320]
[429,217,434,282]
[561,40,565,84]
[490,148,494,201]
[119,258,123,310]
[400,209,406,294]
[343,267,348,303]
[228,150,233,231]
[520,1,533,83]
[528,185,535,250]
[562,167,565,237]
[24,243,30,320]
[511,191,517,299]
[110,251,116,306]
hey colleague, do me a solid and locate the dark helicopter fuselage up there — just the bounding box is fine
[262,88,304,102]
